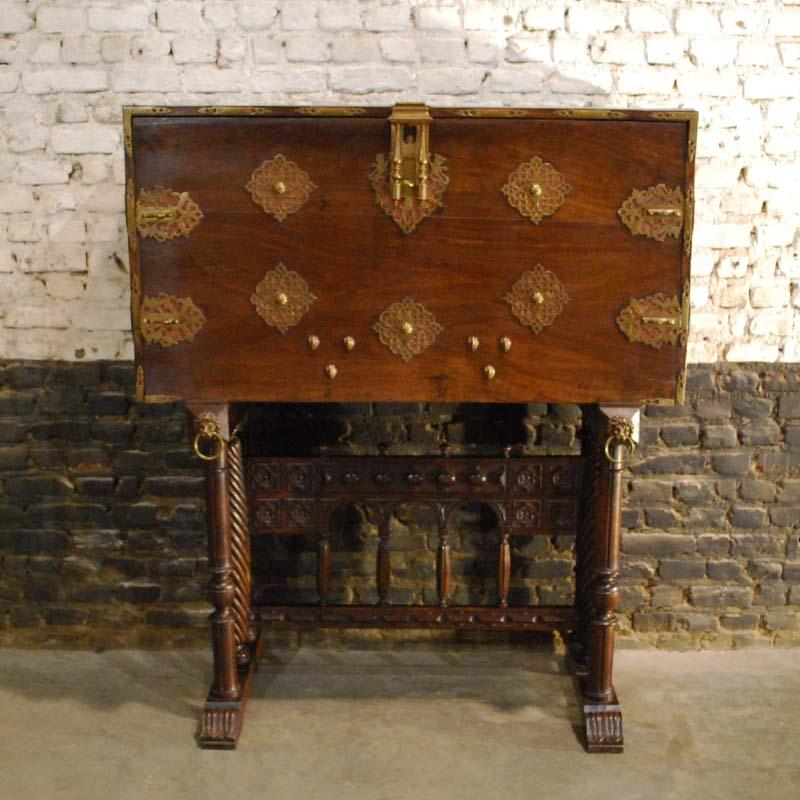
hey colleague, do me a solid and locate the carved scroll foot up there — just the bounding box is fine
[198,630,264,750]
[582,689,624,754]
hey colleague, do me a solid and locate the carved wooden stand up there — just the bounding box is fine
[190,403,637,752]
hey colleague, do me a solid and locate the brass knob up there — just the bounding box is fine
[530,182,543,198]
[275,291,289,306]
[308,335,320,351]
[400,321,414,336]
[325,364,337,379]
[467,335,479,351]
[483,365,496,381]
[532,291,544,305]
[273,181,287,195]
[500,336,512,352]
[343,336,355,351]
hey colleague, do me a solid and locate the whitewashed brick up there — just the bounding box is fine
[379,36,416,63]
[285,35,330,62]
[489,65,552,93]
[252,37,282,64]
[364,4,411,32]
[111,68,181,92]
[37,187,77,214]
[416,6,461,31]
[738,42,778,68]
[100,35,129,63]
[51,124,118,154]
[219,34,247,64]
[645,36,685,65]
[156,2,202,32]
[720,7,765,36]
[204,3,237,30]
[48,218,86,243]
[678,69,738,98]
[627,4,670,33]
[252,68,326,93]
[28,39,61,64]
[765,131,800,158]
[183,67,245,93]
[0,253,15,273]
[83,182,123,211]
[7,220,41,243]
[331,36,381,63]
[689,37,737,67]
[552,32,588,62]
[329,66,411,93]
[0,67,20,93]
[319,3,362,32]
[420,36,466,63]
[14,158,72,185]
[522,2,564,31]
[744,74,800,100]
[567,2,625,35]
[0,5,33,33]
[89,3,149,32]
[237,3,279,31]
[591,34,644,64]
[696,222,752,249]
[5,304,68,328]
[779,42,800,69]
[281,2,320,31]
[37,4,86,33]
[6,121,46,154]
[61,36,101,65]
[758,224,796,248]
[0,187,35,214]
[86,216,119,243]
[506,33,551,63]
[675,6,720,36]
[130,32,171,59]
[549,65,612,94]
[751,286,789,308]
[418,66,484,94]
[23,69,108,94]
[46,274,85,300]
[172,36,218,64]
[750,311,790,336]
[715,284,748,308]
[467,33,504,64]
[464,1,508,31]
[770,9,800,37]
[617,68,675,96]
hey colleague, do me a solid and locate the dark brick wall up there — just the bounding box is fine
[0,360,798,649]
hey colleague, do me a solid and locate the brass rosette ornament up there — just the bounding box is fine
[135,187,203,242]
[246,154,317,222]
[139,293,206,347]
[618,183,684,241]
[373,297,443,362]
[504,266,569,334]
[501,156,571,224]
[617,292,685,349]
[251,263,316,334]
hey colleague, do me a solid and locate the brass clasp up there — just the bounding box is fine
[389,103,432,201]
[640,315,681,327]
[137,205,179,222]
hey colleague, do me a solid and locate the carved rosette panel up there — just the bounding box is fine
[140,293,206,347]
[501,156,571,224]
[373,297,443,362]
[253,500,279,529]
[504,266,569,334]
[617,292,684,349]
[251,263,316,334]
[368,153,449,234]
[512,500,541,528]
[252,463,278,492]
[245,154,316,222]
[136,187,203,242]
[618,183,684,241]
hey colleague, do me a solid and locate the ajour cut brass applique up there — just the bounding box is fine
[618,184,684,242]
[251,263,316,334]
[373,298,443,362]
[616,291,686,349]
[140,293,206,347]
[503,266,569,334]
[501,156,571,224]
[245,154,317,222]
[136,187,203,242]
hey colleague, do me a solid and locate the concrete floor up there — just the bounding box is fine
[1,644,798,800]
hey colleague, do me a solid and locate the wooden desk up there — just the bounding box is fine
[124,104,695,751]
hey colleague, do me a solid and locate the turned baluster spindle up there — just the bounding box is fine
[317,536,330,605]
[436,525,451,607]
[497,529,511,607]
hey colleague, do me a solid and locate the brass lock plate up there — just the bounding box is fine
[140,293,206,347]
[617,290,687,349]
[136,187,203,242]
[618,183,684,241]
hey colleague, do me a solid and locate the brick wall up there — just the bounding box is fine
[1,360,798,649]
[0,0,799,363]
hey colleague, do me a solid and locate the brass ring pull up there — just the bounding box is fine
[193,431,223,462]
[604,434,636,464]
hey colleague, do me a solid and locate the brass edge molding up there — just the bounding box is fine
[135,365,144,403]
[683,186,695,258]
[503,266,569,334]
[618,184,684,242]
[250,263,316,333]
[140,293,206,347]
[245,155,316,222]
[501,156,571,224]
[373,298,443,362]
